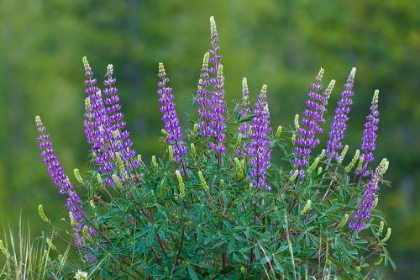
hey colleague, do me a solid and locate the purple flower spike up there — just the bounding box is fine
[157,63,187,162]
[82,57,139,186]
[349,158,389,233]
[208,64,227,154]
[196,52,211,137]
[35,116,87,247]
[238,77,251,138]
[356,90,380,177]
[326,68,356,161]
[291,68,330,178]
[248,85,272,190]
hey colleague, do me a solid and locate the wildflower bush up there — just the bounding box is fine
[2,16,395,279]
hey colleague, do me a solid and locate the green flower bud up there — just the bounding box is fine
[168,146,174,162]
[198,171,209,192]
[300,200,311,215]
[248,127,253,137]
[307,156,320,174]
[294,114,300,131]
[240,266,246,274]
[323,79,336,100]
[317,167,323,175]
[380,158,389,175]
[217,64,223,79]
[116,152,124,173]
[289,170,299,181]
[85,97,91,111]
[193,123,198,136]
[291,133,296,145]
[356,156,364,173]
[381,228,391,243]
[74,169,83,183]
[161,129,169,137]
[375,256,383,266]
[355,266,361,272]
[83,225,93,243]
[234,157,244,178]
[372,197,378,209]
[69,212,76,226]
[58,254,63,261]
[46,238,57,251]
[319,149,325,159]
[152,155,158,168]
[219,179,225,188]
[175,170,185,199]
[112,175,122,190]
[236,133,242,147]
[339,214,349,228]
[345,149,360,173]
[190,143,196,156]
[275,126,282,138]
[377,221,384,236]
[89,200,96,209]
[337,145,348,164]
[38,205,50,223]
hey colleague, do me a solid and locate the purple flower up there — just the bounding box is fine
[248,85,272,190]
[196,17,226,157]
[35,116,87,247]
[238,77,251,138]
[356,90,379,177]
[326,68,356,161]
[157,63,187,162]
[82,57,139,186]
[349,158,389,232]
[291,68,330,178]
[196,52,212,137]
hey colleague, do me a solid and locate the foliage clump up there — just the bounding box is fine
[1,16,395,279]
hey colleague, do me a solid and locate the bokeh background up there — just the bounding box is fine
[1,0,419,278]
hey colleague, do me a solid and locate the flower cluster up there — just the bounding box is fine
[35,116,88,248]
[82,57,139,186]
[326,68,356,161]
[349,158,389,232]
[291,68,331,177]
[247,85,272,190]
[197,16,226,156]
[157,63,187,162]
[356,90,380,177]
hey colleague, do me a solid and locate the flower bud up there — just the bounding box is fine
[236,133,242,147]
[381,228,391,243]
[337,145,348,165]
[289,170,299,181]
[190,143,196,155]
[356,156,364,173]
[339,214,349,228]
[300,200,311,215]
[198,171,209,192]
[345,149,360,173]
[175,170,185,199]
[112,175,122,189]
[96,173,103,185]
[275,126,282,138]
[294,114,300,131]
[219,179,225,188]
[317,167,323,175]
[0,240,10,258]
[168,146,174,162]
[69,212,76,226]
[193,123,198,136]
[38,205,50,223]
[83,225,93,243]
[161,129,169,137]
[74,169,83,183]
[152,155,158,168]
[291,133,296,145]
[116,152,124,173]
[377,221,384,236]
[240,266,246,274]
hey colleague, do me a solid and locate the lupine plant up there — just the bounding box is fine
[18,16,395,279]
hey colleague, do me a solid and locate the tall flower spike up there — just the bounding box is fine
[238,77,251,147]
[326,68,356,161]
[103,64,139,171]
[349,158,389,233]
[196,52,211,137]
[208,64,227,154]
[248,85,272,190]
[291,68,329,178]
[83,57,139,186]
[35,116,95,248]
[157,63,187,162]
[356,90,380,177]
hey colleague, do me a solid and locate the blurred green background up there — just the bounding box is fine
[1,0,419,278]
